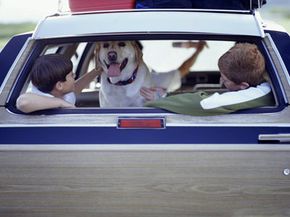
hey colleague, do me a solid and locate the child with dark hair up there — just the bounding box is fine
[17,54,101,113]
[30,54,74,93]
[142,43,274,116]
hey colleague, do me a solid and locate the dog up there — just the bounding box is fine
[95,41,151,107]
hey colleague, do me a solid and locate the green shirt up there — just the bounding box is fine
[145,84,275,116]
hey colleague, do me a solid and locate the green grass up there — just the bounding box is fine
[261,7,290,33]
[271,8,290,32]
[270,8,290,19]
[0,22,36,49]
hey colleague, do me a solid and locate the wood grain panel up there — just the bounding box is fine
[0,150,290,217]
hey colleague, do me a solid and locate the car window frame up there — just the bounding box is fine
[0,33,32,90]
[6,33,286,115]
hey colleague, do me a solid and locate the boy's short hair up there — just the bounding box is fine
[218,43,265,86]
[31,54,73,93]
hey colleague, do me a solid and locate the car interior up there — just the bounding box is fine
[16,39,279,113]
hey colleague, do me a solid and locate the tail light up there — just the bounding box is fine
[118,117,165,129]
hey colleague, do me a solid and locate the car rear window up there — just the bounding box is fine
[10,38,279,115]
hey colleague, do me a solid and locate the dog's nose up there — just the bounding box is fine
[108,51,117,62]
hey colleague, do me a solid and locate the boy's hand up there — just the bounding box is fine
[140,87,167,101]
[196,40,208,53]
[94,65,103,76]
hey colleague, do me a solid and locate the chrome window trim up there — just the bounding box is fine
[265,33,290,86]
[0,144,290,151]
[1,122,290,128]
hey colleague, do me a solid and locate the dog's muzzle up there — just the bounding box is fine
[105,57,128,77]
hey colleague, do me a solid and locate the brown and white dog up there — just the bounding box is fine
[95,41,151,107]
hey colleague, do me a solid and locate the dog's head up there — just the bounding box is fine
[95,41,143,78]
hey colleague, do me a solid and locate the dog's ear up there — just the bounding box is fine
[132,41,143,65]
[94,42,102,67]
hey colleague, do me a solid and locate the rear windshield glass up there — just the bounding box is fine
[14,39,276,115]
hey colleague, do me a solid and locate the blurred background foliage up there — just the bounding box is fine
[260,1,290,32]
[0,22,36,48]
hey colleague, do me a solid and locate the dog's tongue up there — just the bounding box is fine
[108,63,121,77]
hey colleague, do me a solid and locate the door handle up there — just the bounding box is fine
[258,133,290,143]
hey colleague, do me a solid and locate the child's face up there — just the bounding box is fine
[220,72,241,91]
[61,71,75,93]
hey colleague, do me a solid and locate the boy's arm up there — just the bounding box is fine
[74,67,103,94]
[178,41,207,77]
[16,93,75,113]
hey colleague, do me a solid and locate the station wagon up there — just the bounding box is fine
[0,1,290,216]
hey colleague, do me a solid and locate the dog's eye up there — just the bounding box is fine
[103,43,110,48]
[118,42,126,47]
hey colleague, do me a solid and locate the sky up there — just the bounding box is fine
[0,0,61,23]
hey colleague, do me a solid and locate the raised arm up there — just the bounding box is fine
[74,67,103,94]
[178,41,207,77]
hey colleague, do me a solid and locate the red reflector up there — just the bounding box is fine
[118,118,165,129]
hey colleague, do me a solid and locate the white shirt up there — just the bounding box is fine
[200,82,271,109]
[31,85,76,105]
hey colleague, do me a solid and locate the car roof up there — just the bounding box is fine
[32,9,265,39]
